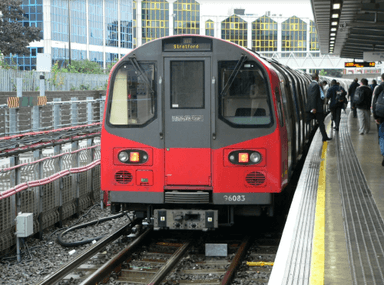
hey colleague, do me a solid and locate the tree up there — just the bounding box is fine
[0,0,41,56]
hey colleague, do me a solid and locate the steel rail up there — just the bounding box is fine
[35,219,136,285]
[147,239,192,285]
[80,227,152,285]
[220,235,252,285]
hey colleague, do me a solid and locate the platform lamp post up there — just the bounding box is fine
[68,0,72,66]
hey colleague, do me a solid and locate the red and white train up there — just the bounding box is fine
[101,35,314,230]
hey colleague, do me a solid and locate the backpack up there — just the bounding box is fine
[375,89,384,118]
[335,86,346,102]
[353,87,365,105]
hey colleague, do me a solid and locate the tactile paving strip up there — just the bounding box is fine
[336,112,384,285]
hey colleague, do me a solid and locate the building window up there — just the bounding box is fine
[90,51,104,67]
[105,0,119,47]
[4,47,43,71]
[23,0,44,40]
[221,15,247,48]
[281,16,307,57]
[89,0,103,46]
[173,0,200,35]
[205,19,214,37]
[252,15,277,57]
[310,20,320,57]
[141,0,169,44]
[121,0,133,49]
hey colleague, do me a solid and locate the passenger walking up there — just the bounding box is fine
[348,78,359,118]
[322,80,329,94]
[306,73,331,142]
[372,73,384,165]
[370,79,378,91]
[354,78,373,135]
[326,79,346,131]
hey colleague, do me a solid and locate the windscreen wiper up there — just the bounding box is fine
[220,54,248,97]
[129,56,155,94]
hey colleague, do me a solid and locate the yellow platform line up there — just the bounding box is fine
[309,128,330,284]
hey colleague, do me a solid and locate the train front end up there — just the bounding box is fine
[101,36,288,230]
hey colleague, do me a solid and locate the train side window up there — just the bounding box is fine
[171,61,204,109]
[109,62,156,126]
[275,86,284,127]
[218,61,273,127]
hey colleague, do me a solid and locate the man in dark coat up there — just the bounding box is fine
[348,78,359,118]
[306,73,331,142]
[326,79,346,131]
[355,78,373,135]
[372,74,384,157]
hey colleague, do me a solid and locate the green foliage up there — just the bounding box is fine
[48,61,65,88]
[0,57,17,70]
[0,0,41,56]
[319,69,327,76]
[62,60,104,74]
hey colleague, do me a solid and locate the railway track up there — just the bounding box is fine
[36,221,279,285]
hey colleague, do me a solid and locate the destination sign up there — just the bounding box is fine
[345,62,376,68]
[163,37,212,52]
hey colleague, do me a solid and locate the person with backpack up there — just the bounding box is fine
[348,78,359,118]
[372,73,384,166]
[354,78,373,135]
[326,79,346,131]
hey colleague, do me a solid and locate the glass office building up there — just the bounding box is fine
[4,0,133,70]
[4,0,319,71]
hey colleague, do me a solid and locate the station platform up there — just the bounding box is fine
[269,108,384,285]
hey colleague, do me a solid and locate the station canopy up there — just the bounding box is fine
[311,0,384,60]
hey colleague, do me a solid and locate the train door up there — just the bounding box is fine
[164,58,211,186]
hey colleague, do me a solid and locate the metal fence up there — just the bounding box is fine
[0,96,105,254]
[0,69,109,92]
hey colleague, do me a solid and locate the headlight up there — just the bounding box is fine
[118,151,129,162]
[250,152,262,163]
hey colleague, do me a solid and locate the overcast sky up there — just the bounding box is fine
[201,0,314,20]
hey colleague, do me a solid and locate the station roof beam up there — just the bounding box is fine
[311,0,384,60]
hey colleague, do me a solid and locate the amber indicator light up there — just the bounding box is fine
[239,153,249,163]
[130,152,140,162]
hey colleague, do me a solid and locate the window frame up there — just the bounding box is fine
[106,60,157,128]
[218,60,275,129]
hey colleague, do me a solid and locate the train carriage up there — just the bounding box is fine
[101,35,312,230]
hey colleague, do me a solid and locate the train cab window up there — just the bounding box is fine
[109,62,156,126]
[171,61,204,109]
[219,61,273,127]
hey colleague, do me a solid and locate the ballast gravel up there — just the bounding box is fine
[0,205,130,285]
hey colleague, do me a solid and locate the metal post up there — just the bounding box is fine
[99,94,105,122]
[10,155,21,262]
[17,78,22,98]
[53,98,61,130]
[40,74,45,97]
[54,144,63,227]
[68,0,72,65]
[32,105,41,132]
[87,96,93,124]
[71,97,79,215]
[72,138,80,217]
[34,149,43,239]
[9,108,18,135]
[71,97,78,127]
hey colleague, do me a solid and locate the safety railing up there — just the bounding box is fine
[0,96,106,254]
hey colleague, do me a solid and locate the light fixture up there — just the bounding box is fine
[330,33,336,36]
[330,44,334,47]
[331,21,338,26]
[332,14,339,18]
[331,28,337,32]
[333,3,341,9]
[330,37,335,40]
